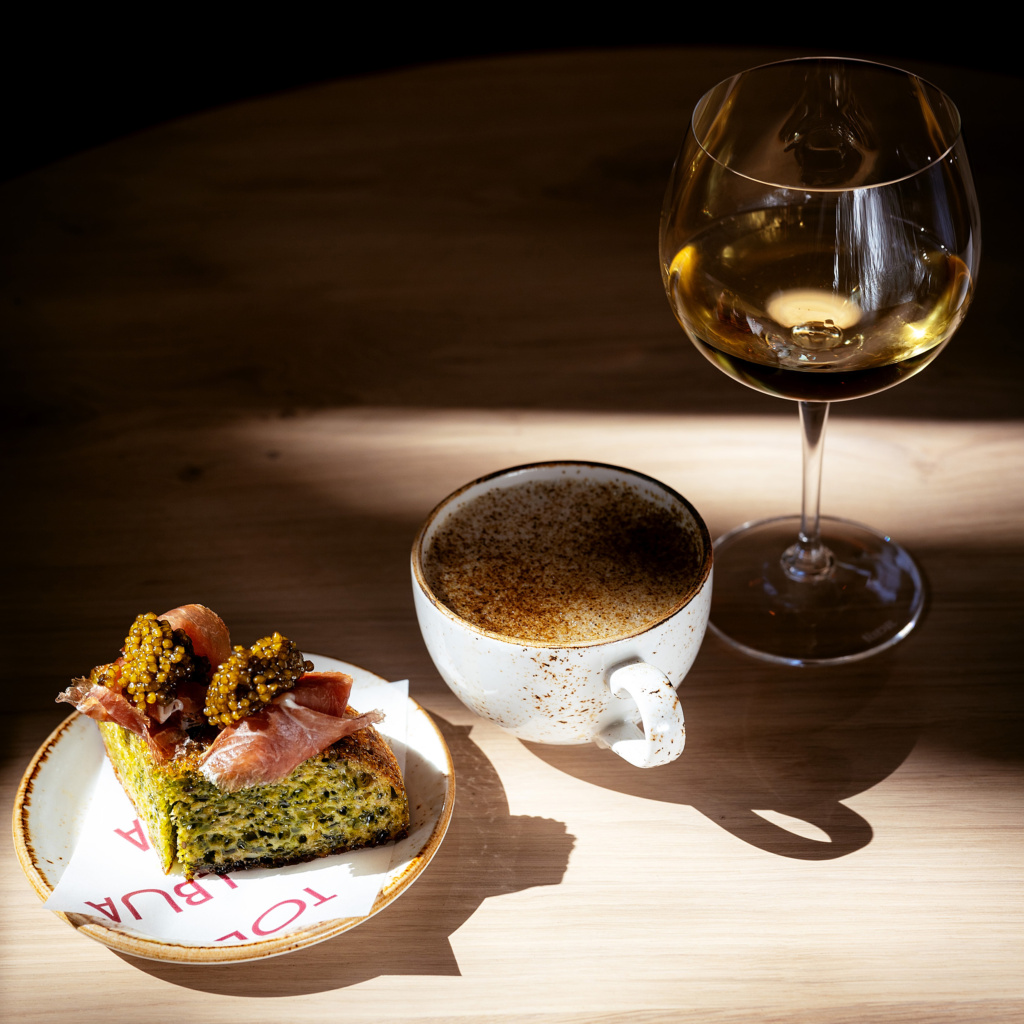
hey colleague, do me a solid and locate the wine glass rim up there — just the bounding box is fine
[690,55,964,192]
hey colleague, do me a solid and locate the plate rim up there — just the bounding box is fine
[11,658,455,964]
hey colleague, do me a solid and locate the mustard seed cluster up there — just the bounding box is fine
[204,632,313,728]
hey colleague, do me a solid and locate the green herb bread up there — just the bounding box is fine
[99,718,410,878]
[56,606,411,879]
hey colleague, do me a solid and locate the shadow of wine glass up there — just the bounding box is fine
[521,641,922,860]
[122,713,575,993]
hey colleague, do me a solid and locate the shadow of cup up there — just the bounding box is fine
[522,645,921,860]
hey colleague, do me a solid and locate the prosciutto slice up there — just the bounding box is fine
[199,671,383,792]
[56,678,185,762]
[160,603,232,669]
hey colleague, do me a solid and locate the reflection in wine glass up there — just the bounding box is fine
[659,58,980,664]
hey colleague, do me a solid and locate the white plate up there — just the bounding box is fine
[13,657,455,964]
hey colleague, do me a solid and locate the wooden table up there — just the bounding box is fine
[3,47,1021,1023]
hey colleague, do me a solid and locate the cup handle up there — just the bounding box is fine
[595,661,685,768]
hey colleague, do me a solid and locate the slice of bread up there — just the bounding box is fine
[99,717,409,878]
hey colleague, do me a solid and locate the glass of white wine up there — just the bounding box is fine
[659,57,980,664]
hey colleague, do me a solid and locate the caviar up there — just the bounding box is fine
[204,632,312,728]
[118,612,206,709]
[89,660,122,689]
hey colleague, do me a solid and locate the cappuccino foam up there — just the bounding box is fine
[424,477,703,643]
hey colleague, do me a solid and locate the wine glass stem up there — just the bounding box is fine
[782,400,835,581]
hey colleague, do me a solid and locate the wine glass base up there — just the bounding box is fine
[709,515,926,666]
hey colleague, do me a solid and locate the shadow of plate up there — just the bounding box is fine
[122,714,575,993]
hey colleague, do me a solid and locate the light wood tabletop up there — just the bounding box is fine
[2,46,1021,1023]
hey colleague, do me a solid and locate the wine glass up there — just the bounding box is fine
[659,58,980,664]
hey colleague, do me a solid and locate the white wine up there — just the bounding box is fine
[666,206,973,401]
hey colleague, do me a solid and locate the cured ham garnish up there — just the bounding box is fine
[56,679,185,762]
[160,603,232,669]
[199,671,383,792]
[58,678,147,732]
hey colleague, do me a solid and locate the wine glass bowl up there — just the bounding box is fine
[659,58,980,664]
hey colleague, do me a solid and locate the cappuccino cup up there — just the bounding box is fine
[411,461,713,768]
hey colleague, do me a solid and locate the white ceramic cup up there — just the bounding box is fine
[411,461,713,768]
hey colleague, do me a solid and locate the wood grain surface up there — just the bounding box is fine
[2,47,1021,1023]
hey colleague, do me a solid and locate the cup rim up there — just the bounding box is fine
[411,460,713,649]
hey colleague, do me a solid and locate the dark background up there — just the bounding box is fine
[3,15,1012,183]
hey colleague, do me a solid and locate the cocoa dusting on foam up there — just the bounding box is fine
[424,478,702,643]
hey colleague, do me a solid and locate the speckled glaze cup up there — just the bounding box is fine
[411,462,713,768]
